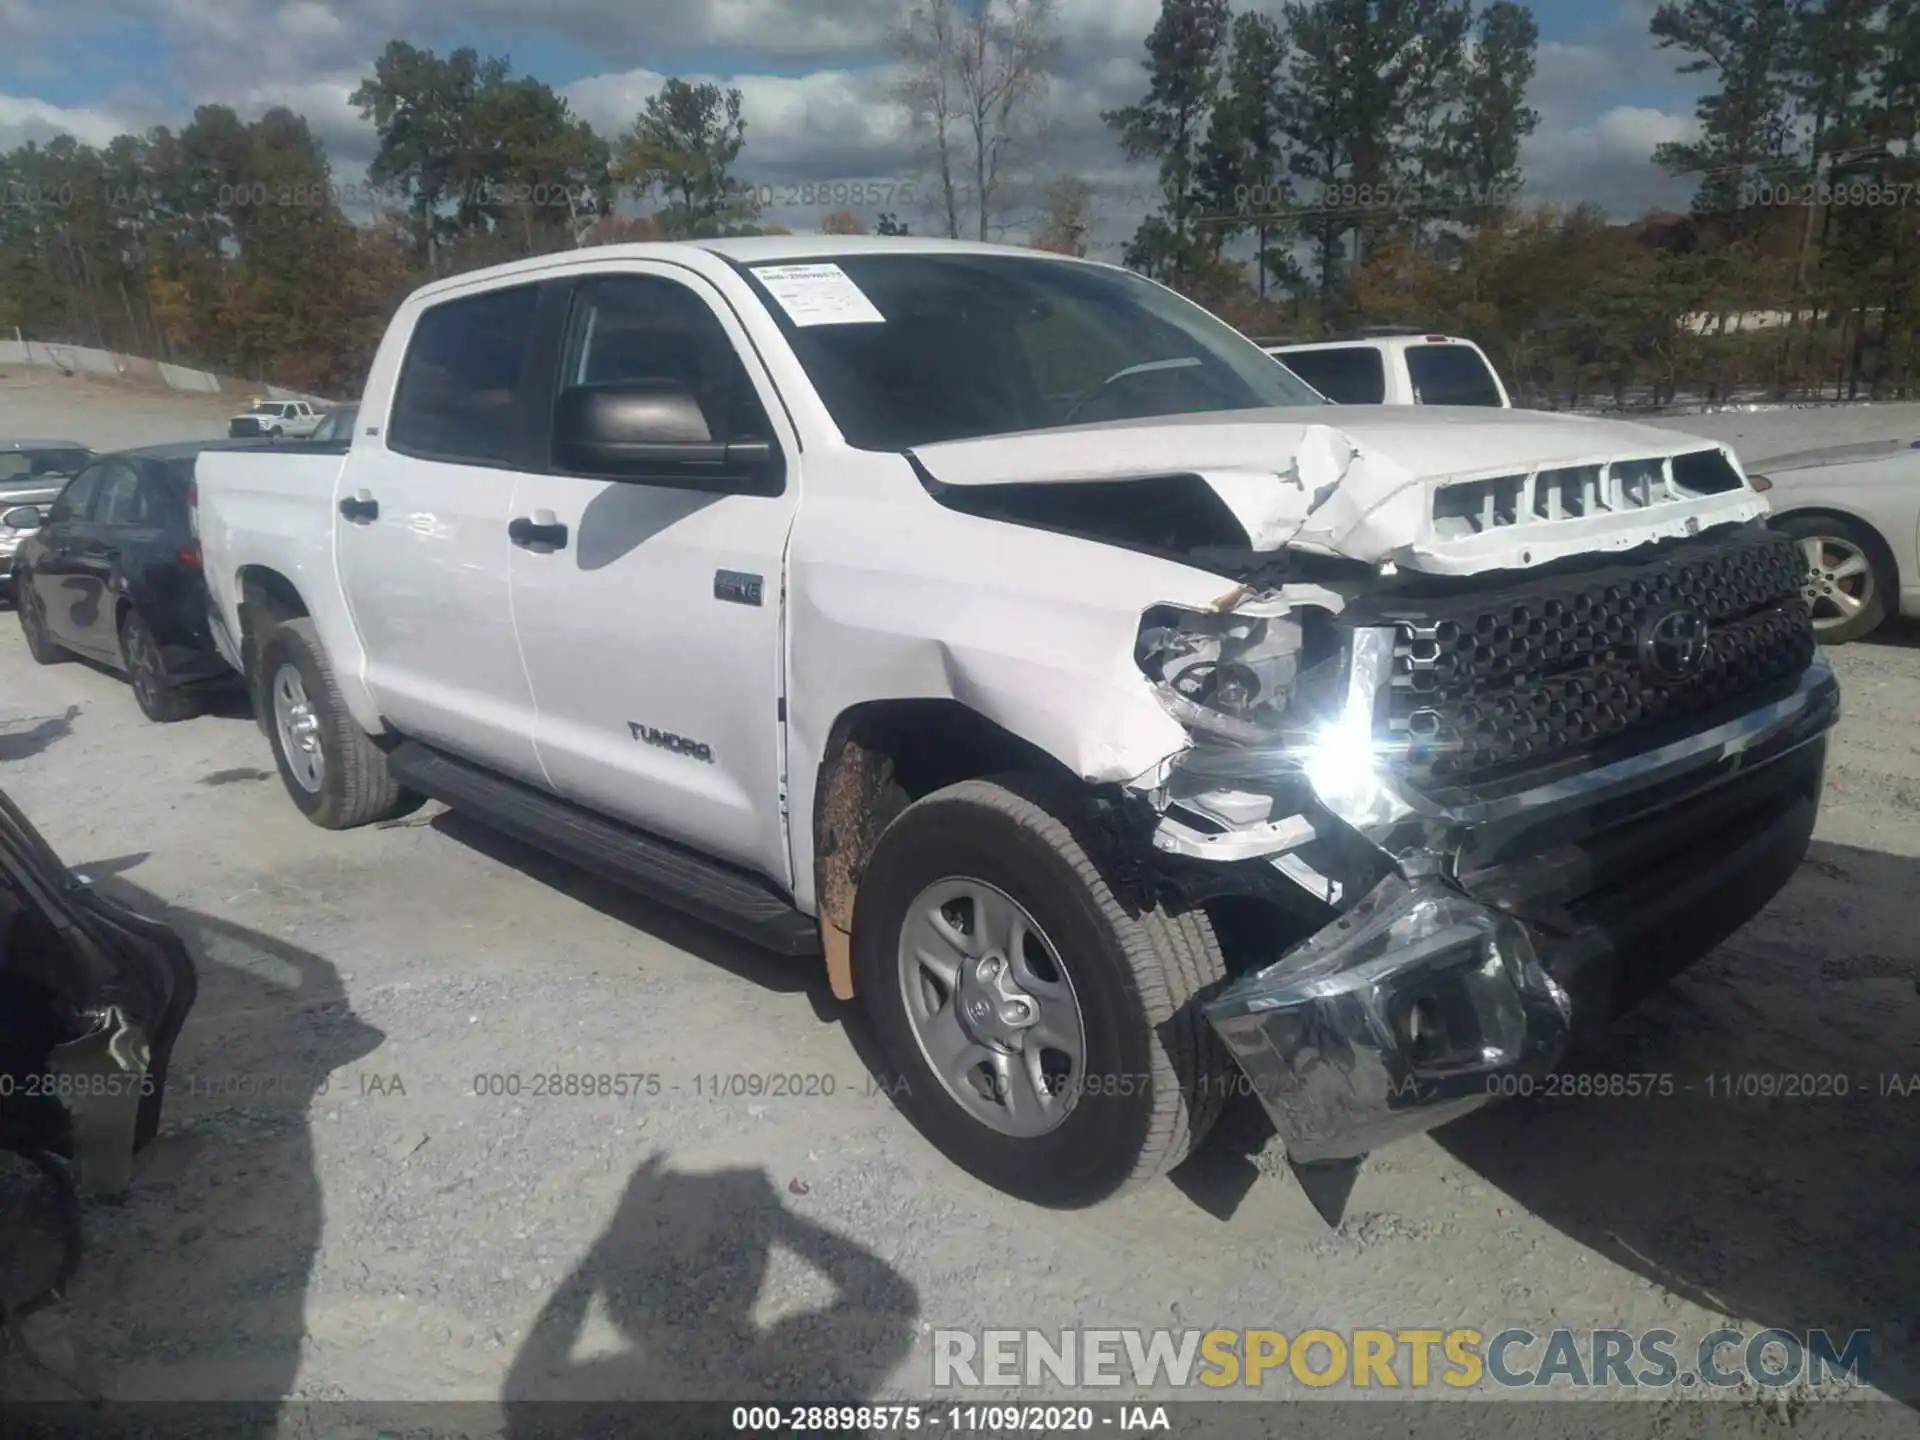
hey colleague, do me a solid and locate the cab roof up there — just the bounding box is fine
[405,235,1101,305]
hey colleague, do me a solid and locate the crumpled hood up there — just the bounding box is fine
[910,405,1766,573]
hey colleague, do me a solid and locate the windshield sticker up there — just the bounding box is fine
[750,263,887,327]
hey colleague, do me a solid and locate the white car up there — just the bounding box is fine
[1264,331,1512,408]
[227,399,324,439]
[1749,437,1920,643]
[191,237,1836,1218]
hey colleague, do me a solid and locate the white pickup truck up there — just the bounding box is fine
[192,237,1837,1217]
[227,398,325,439]
[1266,331,1513,408]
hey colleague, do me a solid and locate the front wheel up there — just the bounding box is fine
[259,617,420,828]
[1779,514,1891,644]
[852,775,1233,1207]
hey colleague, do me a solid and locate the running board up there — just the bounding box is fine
[386,741,820,957]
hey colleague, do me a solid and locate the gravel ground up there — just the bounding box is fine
[0,366,241,451]
[1,373,1918,1426]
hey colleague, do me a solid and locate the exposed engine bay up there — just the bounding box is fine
[905,416,1832,1214]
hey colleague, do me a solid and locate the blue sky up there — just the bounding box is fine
[0,0,1707,245]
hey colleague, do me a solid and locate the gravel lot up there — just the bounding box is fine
[2,369,1918,1425]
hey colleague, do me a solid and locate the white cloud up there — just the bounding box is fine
[0,92,130,150]
[187,70,376,170]
[0,0,1713,229]
[1523,104,1700,217]
[565,66,907,174]
[1531,41,1626,123]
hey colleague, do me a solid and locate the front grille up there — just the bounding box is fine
[1429,448,1747,538]
[1380,526,1813,789]
[228,418,262,438]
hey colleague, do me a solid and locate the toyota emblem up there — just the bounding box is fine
[1639,607,1711,682]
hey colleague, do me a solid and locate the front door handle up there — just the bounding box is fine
[339,491,379,522]
[509,511,568,550]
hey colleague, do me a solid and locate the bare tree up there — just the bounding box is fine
[891,0,1062,241]
[891,0,965,237]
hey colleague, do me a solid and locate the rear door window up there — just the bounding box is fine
[0,450,89,490]
[93,461,151,524]
[1273,346,1386,404]
[389,284,543,466]
[1406,344,1504,406]
[49,464,107,523]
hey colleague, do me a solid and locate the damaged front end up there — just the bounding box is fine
[0,789,196,1199]
[1127,526,1838,1212]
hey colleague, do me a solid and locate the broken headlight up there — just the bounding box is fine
[1134,604,1314,744]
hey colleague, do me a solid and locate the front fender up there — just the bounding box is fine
[783,475,1231,913]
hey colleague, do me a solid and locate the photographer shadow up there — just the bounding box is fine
[502,1152,920,1439]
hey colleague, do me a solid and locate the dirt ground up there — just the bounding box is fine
[1,376,1917,1427]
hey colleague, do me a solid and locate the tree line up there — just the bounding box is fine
[1099,0,1920,405]
[2,1,1917,405]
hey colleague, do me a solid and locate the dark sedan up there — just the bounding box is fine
[11,442,244,722]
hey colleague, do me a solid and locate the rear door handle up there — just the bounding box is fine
[509,511,568,550]
[339,491,378,522]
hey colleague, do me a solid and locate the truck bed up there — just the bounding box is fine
[192,446,352,679]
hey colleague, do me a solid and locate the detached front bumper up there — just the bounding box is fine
[1202,655,1839,1165]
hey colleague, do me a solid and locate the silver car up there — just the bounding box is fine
[0,439,93,509]
[1750,437,1920,643]
[0,440,89,601]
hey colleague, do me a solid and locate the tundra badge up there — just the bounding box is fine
[713,570,764,606]
[629,723,715,763]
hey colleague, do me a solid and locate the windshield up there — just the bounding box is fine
[737,253,1325,450]
[0,449,90,486]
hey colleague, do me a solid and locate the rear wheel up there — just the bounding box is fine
[852,774,1233,1206]
[1779,514,1891,644]
[121,609,198,723]
[15,580,65,665]
[259,617,419,828]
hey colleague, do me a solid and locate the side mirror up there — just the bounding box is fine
[553,380,781,495]
[2,505,44,530]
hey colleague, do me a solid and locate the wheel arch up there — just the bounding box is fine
[809,698,1091,1001]
[235,566,309,734]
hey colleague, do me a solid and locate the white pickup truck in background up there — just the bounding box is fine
[227,398,325,439]
[1265,330,1513,408]
[191,237,1836,1219]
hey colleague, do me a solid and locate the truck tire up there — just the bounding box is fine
[259,617,419,828]
[851,774,1232,1206]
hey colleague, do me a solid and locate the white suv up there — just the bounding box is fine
[1266,331,1512,408]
